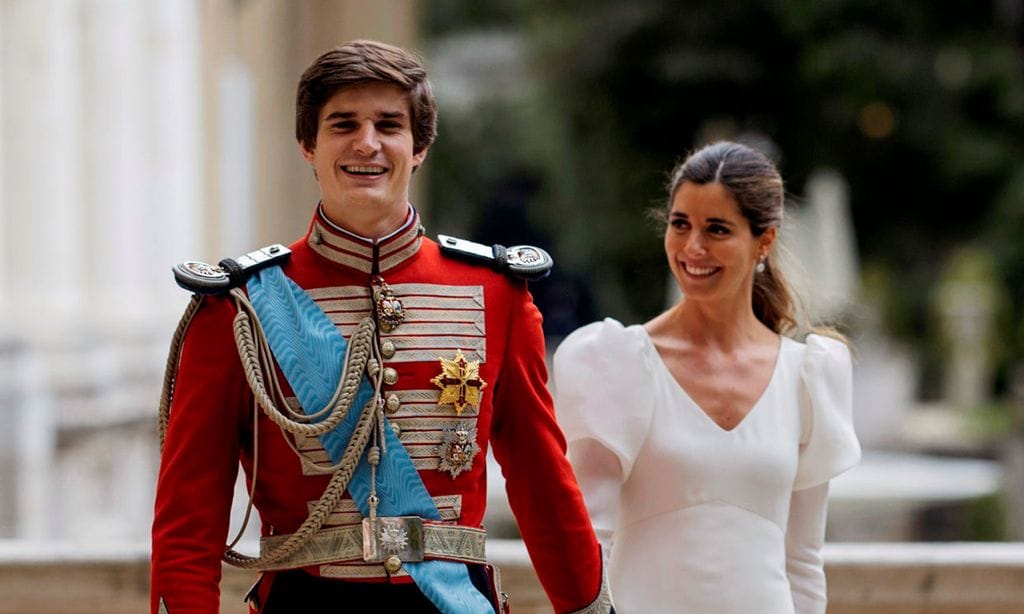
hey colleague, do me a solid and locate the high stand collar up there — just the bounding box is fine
[307,204,425,276]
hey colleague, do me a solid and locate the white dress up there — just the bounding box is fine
[553,319,860,614]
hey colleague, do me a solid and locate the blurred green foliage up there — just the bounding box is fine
[964,493,1008,541]
[422,1,1024,382]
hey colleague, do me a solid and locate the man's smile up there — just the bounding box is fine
[341,165,387,176]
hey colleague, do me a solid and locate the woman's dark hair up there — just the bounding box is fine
[667,141,796,334]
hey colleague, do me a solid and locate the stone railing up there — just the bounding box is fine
[1,541,1023,613]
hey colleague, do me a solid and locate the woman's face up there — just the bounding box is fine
[664,181,775,306]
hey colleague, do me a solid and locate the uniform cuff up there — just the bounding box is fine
[567,561,613,614]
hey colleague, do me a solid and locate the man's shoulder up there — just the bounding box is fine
[433,234,552,283]
[172,243,292,296]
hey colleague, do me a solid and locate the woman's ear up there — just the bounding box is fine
[759,226,778,258]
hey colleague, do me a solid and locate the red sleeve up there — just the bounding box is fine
[151,296,251,613]
[489,283,603,613]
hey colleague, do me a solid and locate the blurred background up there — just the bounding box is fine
[1,0,1023,611]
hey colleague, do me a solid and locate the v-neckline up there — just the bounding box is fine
[639,327,786,433]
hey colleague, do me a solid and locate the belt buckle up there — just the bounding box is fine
[362,516,426,566]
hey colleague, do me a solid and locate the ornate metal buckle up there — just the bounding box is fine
[362,516,425,566]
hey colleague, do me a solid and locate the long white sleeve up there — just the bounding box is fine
[567,438,624,562]
[554,319,654,565]
[785,482,830,614]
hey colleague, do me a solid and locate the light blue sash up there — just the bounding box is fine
[247,266,493,614]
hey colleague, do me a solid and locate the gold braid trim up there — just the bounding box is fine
[157,295,203,452]
[567,555,614,614]
[157,288,385,571]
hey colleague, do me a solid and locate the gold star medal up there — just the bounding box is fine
[430,349,487,416]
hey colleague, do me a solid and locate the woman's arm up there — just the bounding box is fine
[785,482,830,614]
[568,438,625,562]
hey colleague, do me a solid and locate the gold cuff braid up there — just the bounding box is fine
[567,559,613,614]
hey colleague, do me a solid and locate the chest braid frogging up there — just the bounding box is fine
[157,288,384,570]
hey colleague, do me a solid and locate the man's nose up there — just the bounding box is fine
[353,123,381,155]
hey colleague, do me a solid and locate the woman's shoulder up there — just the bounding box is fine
[797,332,852,377]
[792,332,860,489]
[555,317,647,358]
[553,318,654,395]
[554,319,657,469]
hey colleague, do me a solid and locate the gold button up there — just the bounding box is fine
[385,394,401,413]
[380,340,396,358]
[384,555,402,574]
[383,367,399,385]
[391,423,402,438]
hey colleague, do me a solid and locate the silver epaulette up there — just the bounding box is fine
[172,244,292,295]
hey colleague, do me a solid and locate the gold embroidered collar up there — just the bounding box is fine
[307,204,424,275]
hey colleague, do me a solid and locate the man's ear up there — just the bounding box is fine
[411,146,429,173]
[299,140,316,164]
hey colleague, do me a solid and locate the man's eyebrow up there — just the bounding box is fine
[321,110,408,122]
[322,111,354,122]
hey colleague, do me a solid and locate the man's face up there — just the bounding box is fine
[300,82,427,232]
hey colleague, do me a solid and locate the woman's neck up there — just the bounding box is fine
[650,296,774,351]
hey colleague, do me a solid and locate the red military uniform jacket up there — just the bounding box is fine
[151,206,604,613]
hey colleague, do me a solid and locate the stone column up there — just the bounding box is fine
[1,0,205,541]
[0,0,84,540]
[0,0,84,323]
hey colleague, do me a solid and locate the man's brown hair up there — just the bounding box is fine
[295,39,437,155]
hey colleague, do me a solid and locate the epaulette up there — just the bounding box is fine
[172,244,292,295]
[437,235,553,282]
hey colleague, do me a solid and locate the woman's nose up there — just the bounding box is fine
[684,232,705,255]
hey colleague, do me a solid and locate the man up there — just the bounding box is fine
[151,39,611,613]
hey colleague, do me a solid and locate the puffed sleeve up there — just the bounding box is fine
[793,334,861,491]
[553,318,654,480]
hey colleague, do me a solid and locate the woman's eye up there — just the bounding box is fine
[708,224,730,235]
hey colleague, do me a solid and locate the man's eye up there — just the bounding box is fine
[332,121,356,130]
[378,121,401,130]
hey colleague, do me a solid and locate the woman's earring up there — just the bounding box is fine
[755,259,766,274]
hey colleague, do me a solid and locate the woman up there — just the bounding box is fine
[554,141,860,613]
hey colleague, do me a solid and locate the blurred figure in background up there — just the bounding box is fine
[555,141,860,613]
[471,171,597,339]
